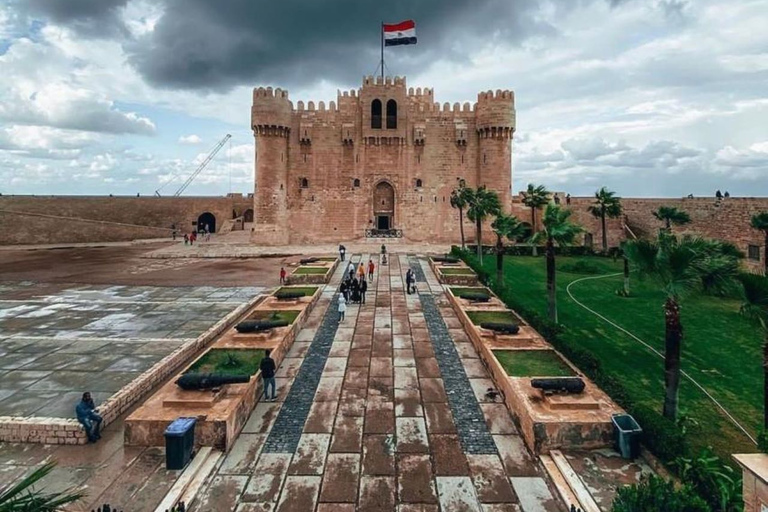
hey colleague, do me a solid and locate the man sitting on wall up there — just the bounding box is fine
[76,392,103,443]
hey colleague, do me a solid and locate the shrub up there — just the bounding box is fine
[611,475,710,512]
[674,449,743,512]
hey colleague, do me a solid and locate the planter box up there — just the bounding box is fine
[287,259,338,285]
[429,258,480,286]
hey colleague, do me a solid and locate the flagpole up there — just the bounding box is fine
[380,21,384,79]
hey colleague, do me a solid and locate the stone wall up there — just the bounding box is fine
[0,195,253,245]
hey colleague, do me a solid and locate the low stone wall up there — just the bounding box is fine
[445,286,621,453]
[429,258,480,286]
[0,297,261,445]
[287,259,338,285]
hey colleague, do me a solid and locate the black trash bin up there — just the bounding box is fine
[165,417,197,470]
[612,413,642,459]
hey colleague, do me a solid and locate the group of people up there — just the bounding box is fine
[338,259,376,321]
[182,223,212,245]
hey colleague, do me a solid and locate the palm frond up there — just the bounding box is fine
[0,462,85,511]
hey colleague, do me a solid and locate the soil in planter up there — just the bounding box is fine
[293,266,329,275]
[493,349,575,377]
[248,309,301,324]
[276,286,319,297]
[467,310,521,326]
[185,348,265,376]
[450,286,491,299]
[440,267,476,275]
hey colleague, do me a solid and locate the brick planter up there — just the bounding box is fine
[287,258,338,285]
[429,257,480,286]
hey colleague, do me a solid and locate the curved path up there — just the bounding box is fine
[565,272,757,445]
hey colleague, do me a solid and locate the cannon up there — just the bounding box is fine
[480,322,520,335]
[275,291,305,301]
[461,292,490,303]
[176,373,251,391]
[531,377,585,394]
[300,257,319,265]
[235,319,289,333]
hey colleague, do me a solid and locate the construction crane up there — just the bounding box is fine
[155,134,232,197]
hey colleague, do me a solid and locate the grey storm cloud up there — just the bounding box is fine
[23,0,131,37]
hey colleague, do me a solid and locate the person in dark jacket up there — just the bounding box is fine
[405,269,414,294]
[75,392,102,442]
[360,276,368,304]
[260,349,277,401]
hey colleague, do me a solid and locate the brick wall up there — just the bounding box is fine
[0,195,253,245]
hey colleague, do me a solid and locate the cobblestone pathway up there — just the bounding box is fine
[192,254,562,512]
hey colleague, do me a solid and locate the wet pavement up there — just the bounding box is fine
[196,254,563,512]
[0,282,262,418]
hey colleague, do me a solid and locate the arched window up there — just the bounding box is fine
[353,178,361,188]
[386,99,397,129]
[415,178,423,188]
[371,99,382,129]
[300,178,309,189]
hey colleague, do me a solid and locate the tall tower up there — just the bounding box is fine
[475,89,516,209]
[251,87,292,244]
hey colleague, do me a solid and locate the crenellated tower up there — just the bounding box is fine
[475,89,516,209]
[251,86,292,244]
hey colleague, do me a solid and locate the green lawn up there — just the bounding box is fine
[440,267,476,275]
[248,309,300,324]
[467,310,521,326]
[476,254,760,459]
[293,266,328,275]
[186,348,265,376]
[276,286,319,296]
[494,349,575,377]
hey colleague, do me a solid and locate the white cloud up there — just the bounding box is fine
[178,134,202,145]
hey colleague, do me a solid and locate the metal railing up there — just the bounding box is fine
[365,228,403,238]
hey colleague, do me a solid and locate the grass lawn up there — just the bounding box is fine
[467,310,521,326]
[450,287,491,299]
[494,349,575,377]
[293,266,328,275]
[440,267,476,275]
[475,254,761,460]
[248,309,300,324]
[276,286,318,296]
[186,348,264,376]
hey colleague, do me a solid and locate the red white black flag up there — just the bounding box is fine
[383,20,417,46]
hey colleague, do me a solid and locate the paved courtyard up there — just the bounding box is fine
[0,282,263,418]
[194,255,562,512]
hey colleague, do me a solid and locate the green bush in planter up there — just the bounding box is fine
[611,475,710,512]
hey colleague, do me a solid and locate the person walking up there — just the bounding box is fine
[360,276,368,304]
[259,350,277,401]
[279,267,287,284]
[184,233,189,245]
[368,259,375,281]
[405,269,413,295]
[75,392,103,443]
[357,262,365,280]
[339,244,346,261]
[348,261,356,281]
[340,279,350,303]
[338,294,347,322]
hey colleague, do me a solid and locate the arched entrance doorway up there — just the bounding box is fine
[243,208,254,223]
[197,212,216,233]
[373,181,395,230]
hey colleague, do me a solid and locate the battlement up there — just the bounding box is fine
[253,86,290,100]
[407,87,434,97]
[252,86,292,133]
[477,89,515,102]
[475,89,516,134]
[362,75,406,87]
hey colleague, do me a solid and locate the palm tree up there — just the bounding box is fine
[588,187,623,252]
[520,183,550,256]
[530,204,583,323]
[0,461,84,511]
[624,234,742,419]
[751,212,768,275]
[653,206,691,231]
[739,273,768,428]
[466,186,502,264]
[450,181,473,250]
[491,213,527,287]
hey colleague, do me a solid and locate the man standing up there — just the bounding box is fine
[260,350,277,401]
[279,267,287,285]
[405,269,413,295]
[339,244,346,261]
[76,392,103,443]
[368,259,375,281]
[338,294,347,322]
[360,276,368,304]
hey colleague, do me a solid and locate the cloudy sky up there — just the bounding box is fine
[0,0,766,197]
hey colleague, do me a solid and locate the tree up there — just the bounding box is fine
[653,206,691,231]
[739,273,768,428]
[588,187,623,252]
[624,233,741,419]
[530,204,583,323]
[491,213,527,287]
[751,212,768,275]
[450,181,473,251]
[520,183,550,256]
[466,186,502,264]
[0,461,84,511]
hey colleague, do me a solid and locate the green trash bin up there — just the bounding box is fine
[612,413,642,459]
[165,417,197,470]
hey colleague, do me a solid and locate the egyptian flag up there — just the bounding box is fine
[383,20,417,46]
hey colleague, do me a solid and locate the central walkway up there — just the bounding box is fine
[192,255,561,511]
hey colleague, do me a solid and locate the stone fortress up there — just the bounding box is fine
[250,76,515,244]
